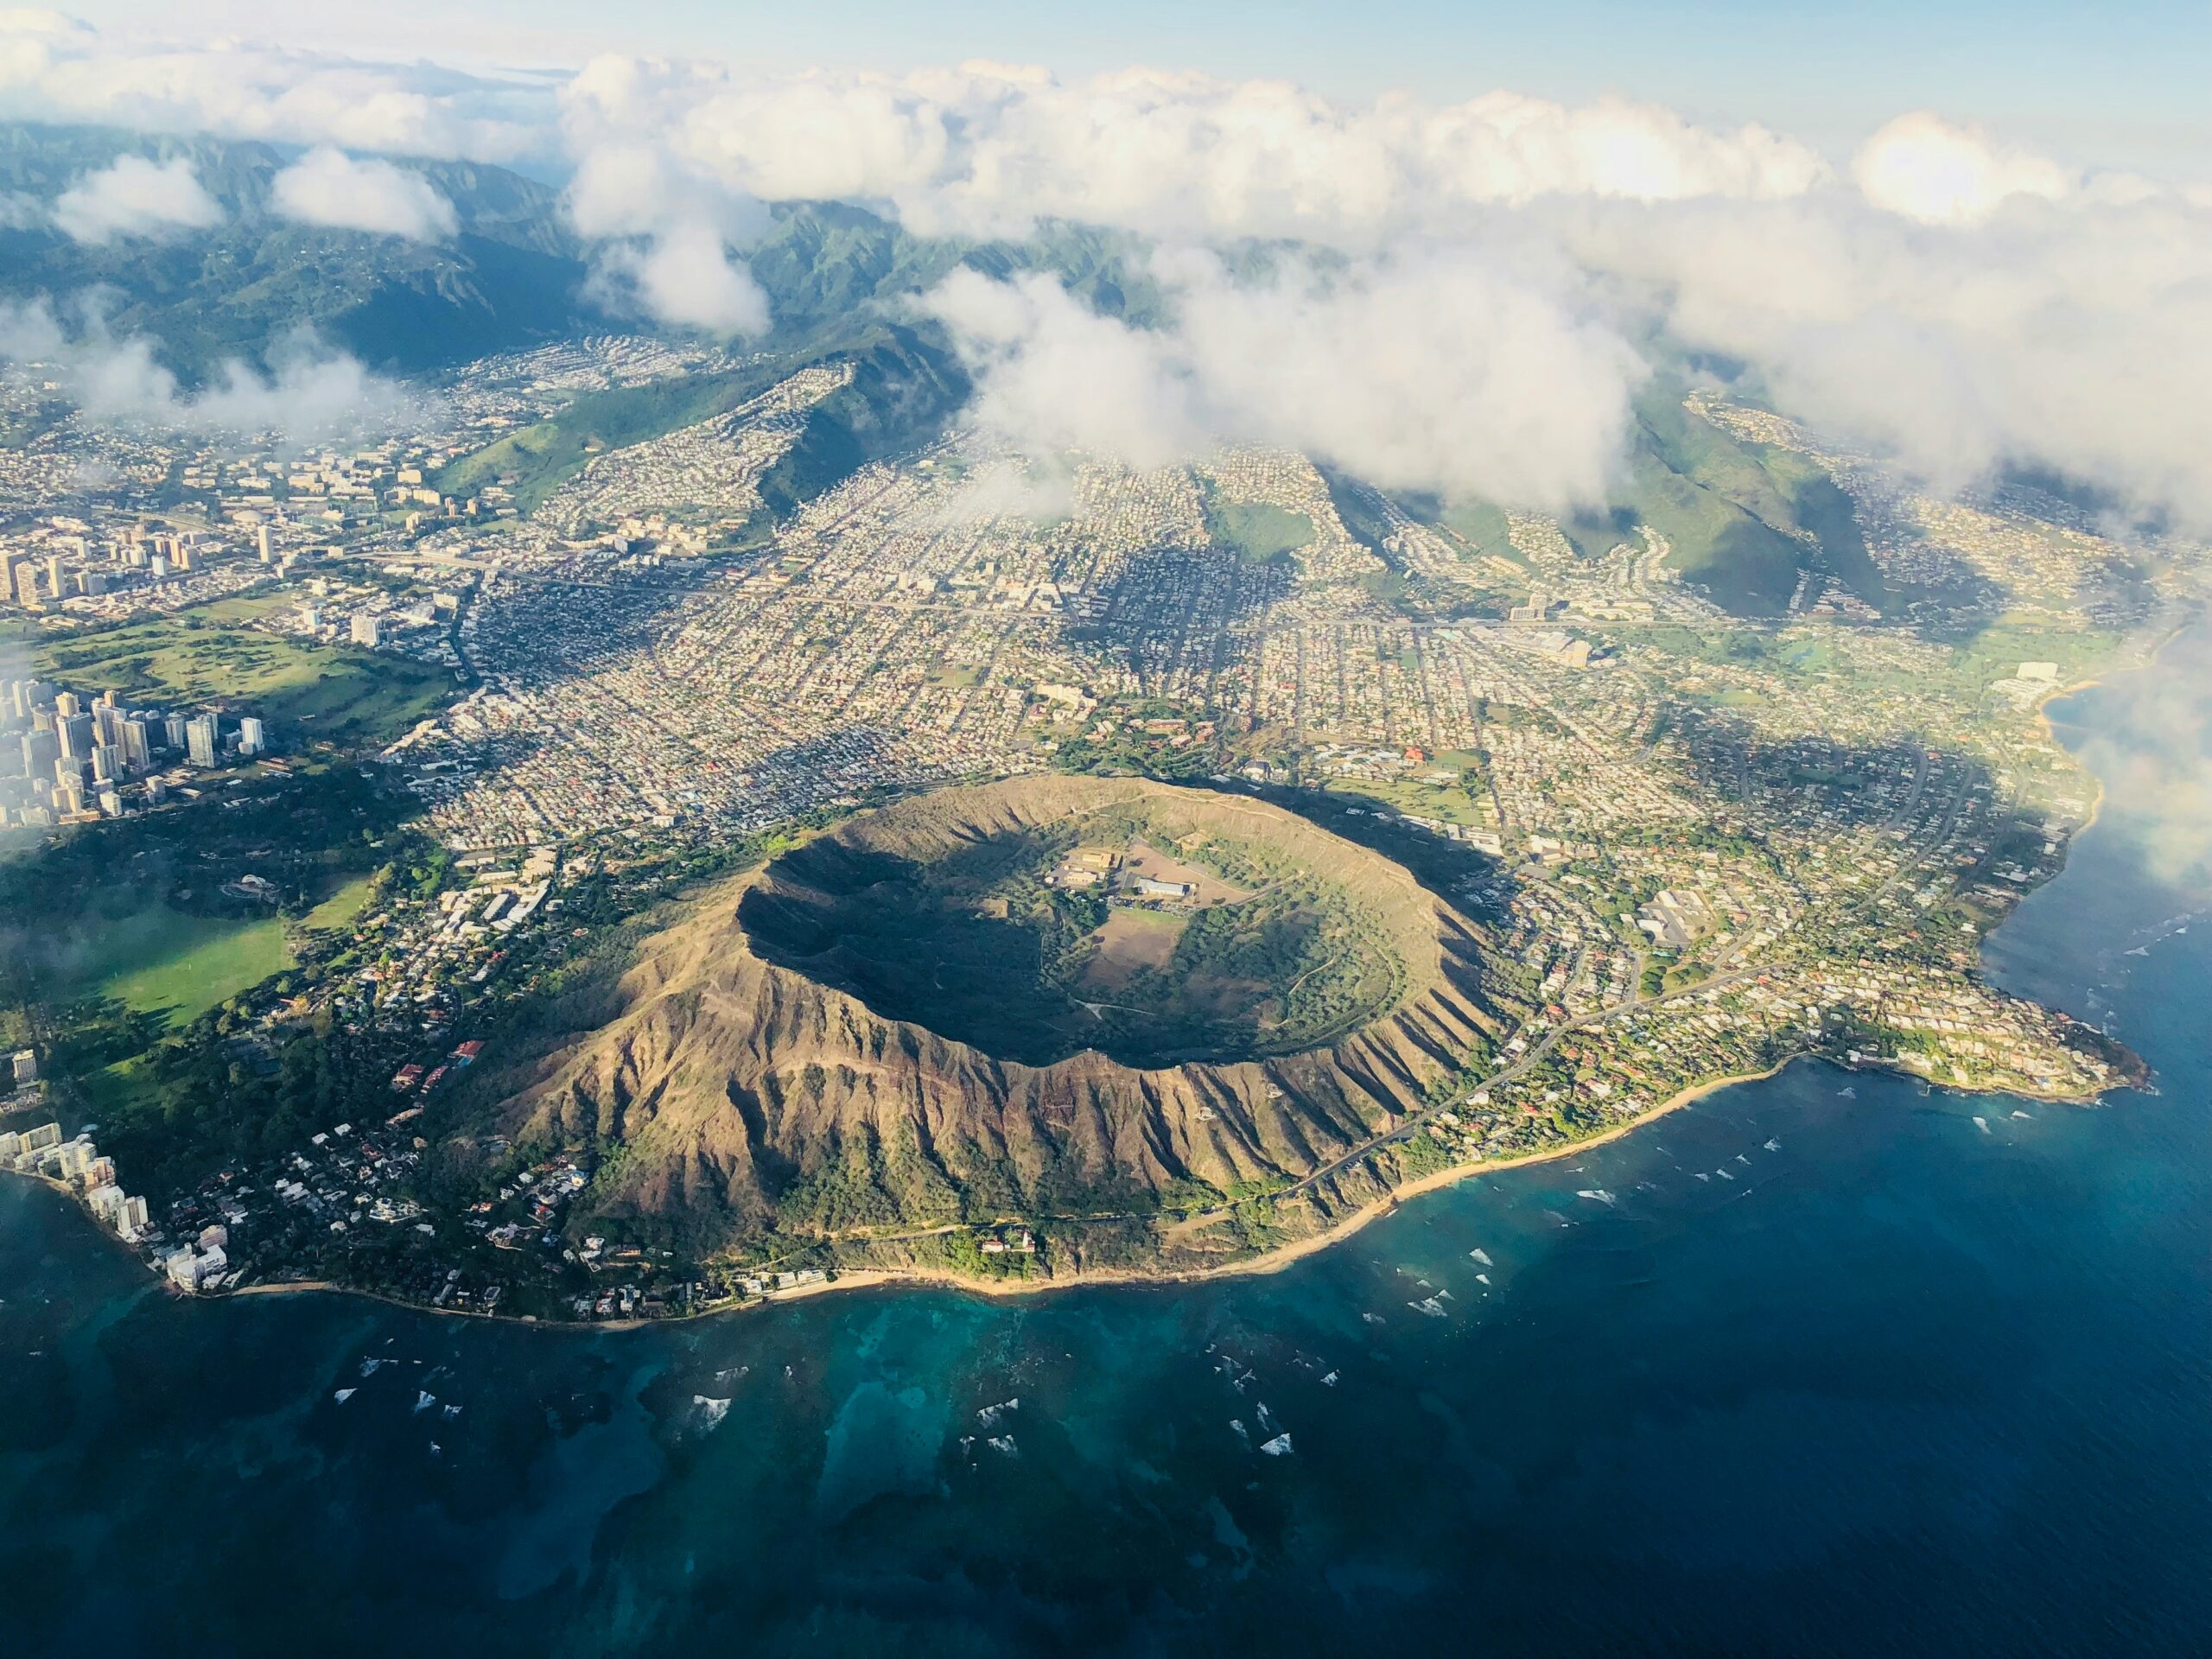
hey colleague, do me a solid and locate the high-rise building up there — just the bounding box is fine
[21,729,58,777]
[43,555,62,596]
[91,743,119,785]
[120,716,154,771]
[57,711,94,758]
[238,716,266,755]
[186,714,219,768]
[54,691,81,719]
[350,613,382,648]
[163,713,189,750]
[257,524,274,563]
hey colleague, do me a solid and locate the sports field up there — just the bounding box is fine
[65,901,294,1025]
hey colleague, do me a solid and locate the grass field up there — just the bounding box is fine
[1948,619,2121,692]
[62,902,294,1025]
[303,874,376,931]
[77,1052,159,1125]
[1326,775,1485,827]
[33,613,448,747]
[193,594,302,625]
[1205,501,1316,564]
[1079,907,1186,994]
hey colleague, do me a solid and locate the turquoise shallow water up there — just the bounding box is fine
[4,657,2210,1657]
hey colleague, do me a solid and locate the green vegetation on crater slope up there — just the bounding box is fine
[741,796,1408,1069]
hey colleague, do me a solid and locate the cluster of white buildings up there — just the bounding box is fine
[3,1116,157,1246]
[0,676,270,828]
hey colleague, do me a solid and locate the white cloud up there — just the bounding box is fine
[925,253,1642,510]
[1172,253,1643,505]
[927,269,1203,467]
[3,24,2210,533]
[1853,112,2075,225]
[563,130,771,334]
[0,15,548,162]
[563,58,1829,247]
[1561,185,2212,525]
[0,292,65,357]
[591,221,770,334]
[52,153,222,243]
[0,296,424,438]
[270,147,457,239]
[554,54,2212,528]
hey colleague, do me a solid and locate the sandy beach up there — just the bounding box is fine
[202,1056,1820,1324]
[78,1027,2113,1332]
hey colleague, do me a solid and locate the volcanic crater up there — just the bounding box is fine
[487,775,1527,1268]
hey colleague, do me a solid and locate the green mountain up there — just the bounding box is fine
[432,202,1160,514]
[434,321,970,518]
[0,124,596,373]
[1556,386,1888,615]
[0,121,1165,384]
[746,200,1166,333]
[756,323,971,514]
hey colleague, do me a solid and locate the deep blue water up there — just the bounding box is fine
[4,656,2209,1657]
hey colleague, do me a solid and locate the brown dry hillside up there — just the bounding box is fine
[473,776,1526,1267]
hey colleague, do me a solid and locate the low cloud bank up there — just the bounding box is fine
[2064,639,2212,894]
[926,255,1641,509]
[52,154,222,243]
[270,148,457,239]
[0,11,543,162]
[0,296,426,439]
[564,138,770,334]
[0,17,2206,525]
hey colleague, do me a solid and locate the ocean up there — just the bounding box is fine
[4,646,2209,1658]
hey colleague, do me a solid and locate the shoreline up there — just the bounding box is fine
[189,1050,2105,1329]
[202,1071,1769,1324]
[2027,615,2193,842]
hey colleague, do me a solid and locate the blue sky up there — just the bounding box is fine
[78,0,2212,177]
